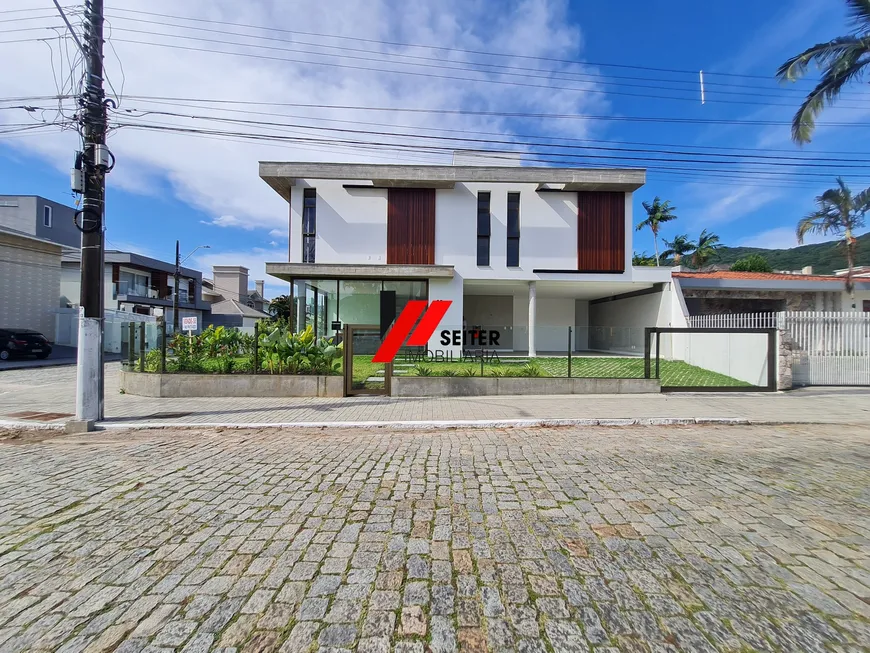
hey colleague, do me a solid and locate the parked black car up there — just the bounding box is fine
[0,329,53,360]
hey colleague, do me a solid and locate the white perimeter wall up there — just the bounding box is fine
[668,332,769,386]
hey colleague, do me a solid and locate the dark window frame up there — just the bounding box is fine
[476,191,491,266]
[506,192,520,267]
[302,188,316,263]
[43,205,52,228]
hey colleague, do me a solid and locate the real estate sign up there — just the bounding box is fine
[182,316,198,332]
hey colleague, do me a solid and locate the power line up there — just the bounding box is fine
[100,6,799,83]
[107,34,869,111]
[117,97,870,160]
[110,118,870,183]
[121,94,870,129]
[109,105,870,168]
[98,14,848,101]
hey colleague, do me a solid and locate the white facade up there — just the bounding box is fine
[265,163,677,355]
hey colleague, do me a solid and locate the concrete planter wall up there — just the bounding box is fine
[120,370,343,398]
[392,376,660,397]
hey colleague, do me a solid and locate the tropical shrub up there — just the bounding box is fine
[413,365,434,377]
[258,324,342,375]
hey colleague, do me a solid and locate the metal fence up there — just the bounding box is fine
[687,312,779,329]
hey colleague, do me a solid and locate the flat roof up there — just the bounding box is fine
[259,162,646,200]
[62,249,201,279]
[266,262,455,281]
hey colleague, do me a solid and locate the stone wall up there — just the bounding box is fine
[777,330,795,391]
[683,289,817,314]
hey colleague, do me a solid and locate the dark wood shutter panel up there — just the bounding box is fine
[577,191,625,273]
[387,188,435,264]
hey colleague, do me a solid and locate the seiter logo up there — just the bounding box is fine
[372,301,502,363]
[372,300,452,363]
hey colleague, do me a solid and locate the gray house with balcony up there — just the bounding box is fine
[0,195,81,249]
[60,250,210,325]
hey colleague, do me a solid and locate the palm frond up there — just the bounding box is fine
[852,185,870,215]
[776,37,864,82]
[790,47,870,143]
[846,0,870,30]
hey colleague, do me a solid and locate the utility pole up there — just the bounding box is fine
[75,0,109,425]
[173,240,180,332]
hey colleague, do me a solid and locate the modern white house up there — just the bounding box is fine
[260,162,677,355]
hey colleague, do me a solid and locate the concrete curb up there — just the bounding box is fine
[96,417,785,430]
[0,416,812,432]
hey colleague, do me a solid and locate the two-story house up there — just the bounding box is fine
[60,250,210,325]
[260,162,678,355]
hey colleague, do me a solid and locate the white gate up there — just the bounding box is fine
[780,311,870,386]
[687,311,870,386]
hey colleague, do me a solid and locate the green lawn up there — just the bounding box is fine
[342,355,751,388]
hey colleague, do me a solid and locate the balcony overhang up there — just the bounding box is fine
[259,162,645,200]
[266,262,455,282]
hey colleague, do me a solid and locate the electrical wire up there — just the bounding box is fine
[96,15,840,101]
[109,118,870,185]
[98,6,820,83]
[114,98,870,163]
[119,94,870,129]
[107,34,869,111]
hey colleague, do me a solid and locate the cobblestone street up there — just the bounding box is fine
[0,424,868,652]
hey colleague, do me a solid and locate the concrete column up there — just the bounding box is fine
[528,281,537,357]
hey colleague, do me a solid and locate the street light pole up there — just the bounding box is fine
[173,240,180,332]
[173,242,210,332]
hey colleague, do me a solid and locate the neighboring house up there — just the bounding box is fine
[60,250,210,325]
[673,269,870,315]
[0,195,81,249]
[259,161,675,354]
[0,226,71,340]
[202,265,270,328]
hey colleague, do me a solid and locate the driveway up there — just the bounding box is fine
[0,423,867,651]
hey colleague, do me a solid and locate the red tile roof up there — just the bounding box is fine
[673,270,840,282]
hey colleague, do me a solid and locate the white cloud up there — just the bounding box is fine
[738,226,833,250]
[680,183,782,228]
[268,229,286,239]
[201,215,256,230]
[1,0,602,234]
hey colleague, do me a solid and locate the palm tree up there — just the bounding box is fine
[690,230,723,268]
[776,0,870,144]
[661,233,695,266]
[636,197,678,266]
[269,294,295,321]
[632,252,656,266]
[797,177,869,295]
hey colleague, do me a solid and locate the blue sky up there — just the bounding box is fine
[2,0,868,296]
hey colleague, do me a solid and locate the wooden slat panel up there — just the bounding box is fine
[577,191,625,272]
[387,188,435,265]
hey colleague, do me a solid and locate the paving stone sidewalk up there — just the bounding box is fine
[2,365,870,427]
[0,423,868,652]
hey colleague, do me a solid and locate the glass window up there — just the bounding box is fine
[302,188,316,263]
[43,205,52,228]
[477,192,490,266]
[338,280,382,325]
[507,192,520,267]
